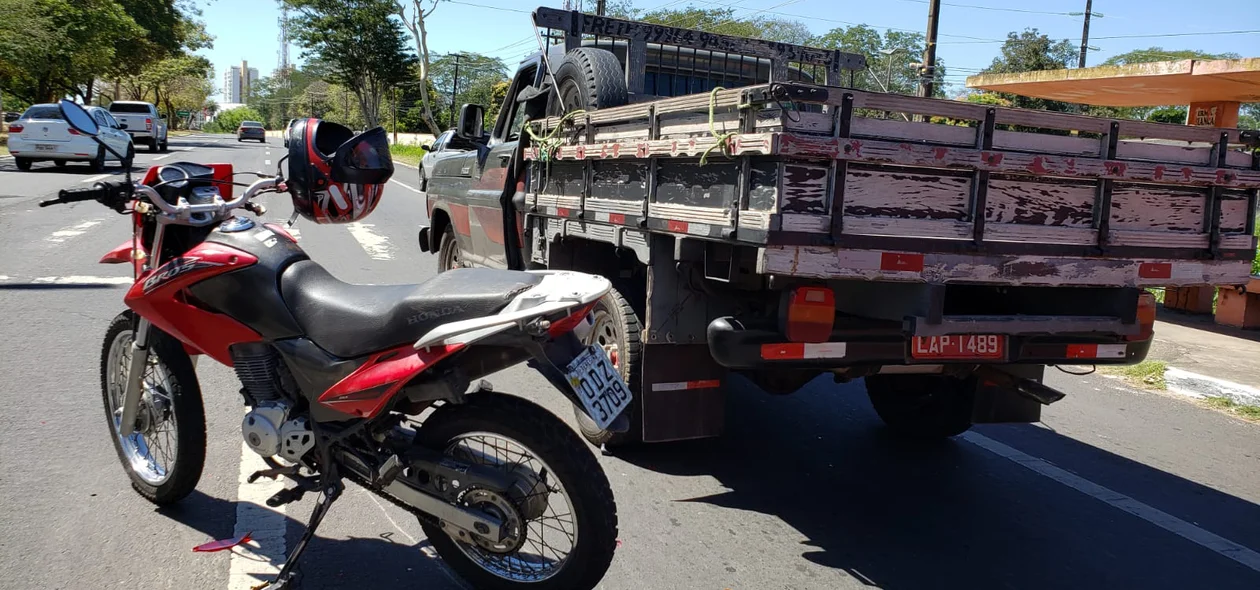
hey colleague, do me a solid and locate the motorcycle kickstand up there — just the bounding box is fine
[256,474,344,590]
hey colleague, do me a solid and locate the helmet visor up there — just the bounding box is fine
[332,126,394,184]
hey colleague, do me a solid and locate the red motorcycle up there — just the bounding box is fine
[41,100,631,590]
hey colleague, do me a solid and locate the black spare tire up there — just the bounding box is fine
[547,47,628,117]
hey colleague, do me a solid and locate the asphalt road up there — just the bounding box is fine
[1,134,1258,590]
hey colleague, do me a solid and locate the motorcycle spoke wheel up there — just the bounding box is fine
[444,432,577,581]
[100,312,206,504]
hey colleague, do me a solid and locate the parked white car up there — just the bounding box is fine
[108,101,168,152]
[8,103,134,172]
[419,130,467,191]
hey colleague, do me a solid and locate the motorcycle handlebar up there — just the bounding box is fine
[39,176,276,223]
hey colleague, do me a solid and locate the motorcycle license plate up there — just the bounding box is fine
[564,345,633,430]
[911,335,1006,360]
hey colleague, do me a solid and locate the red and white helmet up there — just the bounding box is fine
[285,118,393,224]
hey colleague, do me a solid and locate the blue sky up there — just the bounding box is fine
[196,0,1260,99]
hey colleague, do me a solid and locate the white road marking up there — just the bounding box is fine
[363,491,472,589]
[31,275,132,285]
[962,431,1260,573]
[176,146,194,151]
[152,154,172,161]
[82,174,112,183]
[227,442,288,590]
[347,222,393,260]
[287,225,301,241]
[389,178,422,194]
[46,219,103,243]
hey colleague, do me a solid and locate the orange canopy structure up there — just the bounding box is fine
[966,58,1260,128]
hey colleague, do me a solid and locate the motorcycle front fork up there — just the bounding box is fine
[119,317,152,437]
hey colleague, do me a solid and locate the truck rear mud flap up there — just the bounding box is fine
[706,317,1152,370]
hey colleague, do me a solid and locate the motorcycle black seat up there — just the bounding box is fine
[279,261,544,358]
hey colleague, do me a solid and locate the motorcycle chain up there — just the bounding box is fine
[341,469,442,528]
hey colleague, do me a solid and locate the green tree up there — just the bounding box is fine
[1101,47,1240,66]
[981,29,1077,112]
[428,53,508,127]
[1146,106,1188,124]
[631,6,812,44]
[394,0,443,134]
[813,25,947,96]
[205,105,265,133]
[286,0,417,128]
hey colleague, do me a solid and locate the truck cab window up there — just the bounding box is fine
[499,64,539,142]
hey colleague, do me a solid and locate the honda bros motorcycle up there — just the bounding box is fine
[41,100,632,590]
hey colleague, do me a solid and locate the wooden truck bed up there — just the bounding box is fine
[524,82,1258,288]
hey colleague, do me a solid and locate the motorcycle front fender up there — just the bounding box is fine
[100,239,146,276]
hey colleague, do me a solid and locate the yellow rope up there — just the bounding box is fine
[700,86,737,166]
[524,109,588,162]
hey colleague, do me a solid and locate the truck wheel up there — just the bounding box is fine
[437,226,461,272]
[547,47,628,117]
[864,374,975,439]
[148,137,159,153]
[418,167,428,191]
[573,286,643,447]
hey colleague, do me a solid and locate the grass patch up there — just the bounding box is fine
[1203,396,1260,421]
[1101,359,1168,389]
[389,144,427,167]
[169,130,196,137]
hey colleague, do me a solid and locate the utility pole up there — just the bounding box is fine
[918,0,940,98]
[1078,0,1094,68]
[393,87,398,144]
[450,53,464,128]
[596,0,607,15]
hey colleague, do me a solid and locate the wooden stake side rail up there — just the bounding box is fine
[523,81,1257,272]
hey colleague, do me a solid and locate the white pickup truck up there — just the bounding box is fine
[107,101,168,152]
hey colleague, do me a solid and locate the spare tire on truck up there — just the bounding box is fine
[547,47,629,116]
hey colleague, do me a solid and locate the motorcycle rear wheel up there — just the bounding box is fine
[100,311,206,504]
[416,393,618,590]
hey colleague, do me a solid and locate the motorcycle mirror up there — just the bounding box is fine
[59,99,99,136]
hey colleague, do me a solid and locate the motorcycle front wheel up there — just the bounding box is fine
[416,393,618,590]
[100,311,206,504]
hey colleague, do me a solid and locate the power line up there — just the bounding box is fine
[941,29,1260,45]
[443,0,531,14]
[891,0,1077,16]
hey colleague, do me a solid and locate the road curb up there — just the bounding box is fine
[394,161,418,169]
[1165,367,1260,406]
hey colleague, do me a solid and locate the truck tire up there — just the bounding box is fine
[437,226,461,272]
[148,137,159,153]
[864,374,975,439]
[547,48,629,117]
[573,286,643,447]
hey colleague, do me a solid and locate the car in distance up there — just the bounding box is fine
[107,101,168,152]
[238,120,266,143]
[283,118,300,147]
[8,103,134,172]
[419,130,468,191]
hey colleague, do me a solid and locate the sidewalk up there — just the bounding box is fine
[1144,308,1260,406]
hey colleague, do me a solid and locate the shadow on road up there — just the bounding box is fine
[1156,304,1260,343]
[158,490,464,589]
[615,376,1260,590]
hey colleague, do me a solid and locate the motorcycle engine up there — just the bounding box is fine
[233,344,315,461]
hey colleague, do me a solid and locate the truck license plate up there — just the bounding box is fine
[565,345,633,430]
[911,335,1006,360]
[35,144,55,151]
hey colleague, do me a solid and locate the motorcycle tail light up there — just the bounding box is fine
[548,302,598,338]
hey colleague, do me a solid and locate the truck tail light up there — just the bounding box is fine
[1127,291,1157,341]
[8,123,22,133]
[783,286,835,343]
[145,118,152,130]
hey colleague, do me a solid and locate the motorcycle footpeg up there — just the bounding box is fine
[266,486,306,508]
[373,454,404,488]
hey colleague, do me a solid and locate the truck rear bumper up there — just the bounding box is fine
[706,316,1152,370]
